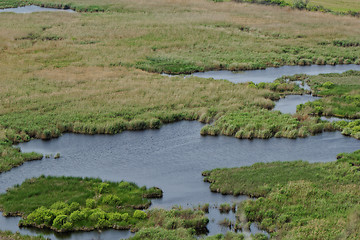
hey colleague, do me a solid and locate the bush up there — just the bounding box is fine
[52,215,69,229]
[133,210,147,219]
[86,199,96,209]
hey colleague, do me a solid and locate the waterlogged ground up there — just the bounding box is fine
[0,121,359,239]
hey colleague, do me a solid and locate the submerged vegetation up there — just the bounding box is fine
[203,150,360,239]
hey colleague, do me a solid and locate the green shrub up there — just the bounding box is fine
[133,210,147,219]
[86,199,96,209]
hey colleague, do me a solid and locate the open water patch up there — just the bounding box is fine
[0,5,75,13]
[0,121,359,239]
[273,95,321,114]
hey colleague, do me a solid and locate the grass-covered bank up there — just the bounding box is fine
[203,150,360,239]
[0,231,45,240]
[0,176,162,232]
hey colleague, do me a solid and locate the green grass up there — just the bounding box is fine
[134,208,209,233]
[296,71,360,119]
[0,141,43,172]
[0,176,162,232]
[203,150,360,239]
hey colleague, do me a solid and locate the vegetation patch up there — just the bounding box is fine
[203,150,360,239]
[0,176,162,232]
[0,140,43,172]
[200,107,332,139]
[135,56,204,74]
[0,231,45,240]
[296,72,360,119]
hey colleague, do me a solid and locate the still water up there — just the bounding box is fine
[1,65,360,239]
[189,65,360,84]
[0,121,359,239]
[0,5,75,13]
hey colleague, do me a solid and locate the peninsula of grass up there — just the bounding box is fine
[0,176,162,232]
[203,150,360,239]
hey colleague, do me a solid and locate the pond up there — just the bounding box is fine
[0,5,75,13]
[0,121,359,239]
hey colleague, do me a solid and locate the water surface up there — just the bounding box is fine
[0,121,358,238]
[0,5,75,13]
[189,65,360,84]
[274,95,321,114]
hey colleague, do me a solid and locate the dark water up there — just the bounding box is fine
[0,121,359,239]
[273,95,321,114]
[0,5,75,13]
[189,65,360,84]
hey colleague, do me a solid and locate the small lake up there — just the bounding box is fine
[0,5,75,13]
[0,121,359,239]
[189,65,360,84]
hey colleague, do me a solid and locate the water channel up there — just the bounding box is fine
[1,65,360,239]
[0,5,75,13]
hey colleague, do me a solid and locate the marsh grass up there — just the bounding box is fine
[201,108,330,139]
[296,71,360,123]
[204,150,360,239]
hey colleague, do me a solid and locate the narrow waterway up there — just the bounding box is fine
[0,5,75,13]
[189,65,360,84]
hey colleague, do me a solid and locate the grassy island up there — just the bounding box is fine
[0,176,163,232]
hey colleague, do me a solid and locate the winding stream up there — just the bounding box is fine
[1,65,360,239]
